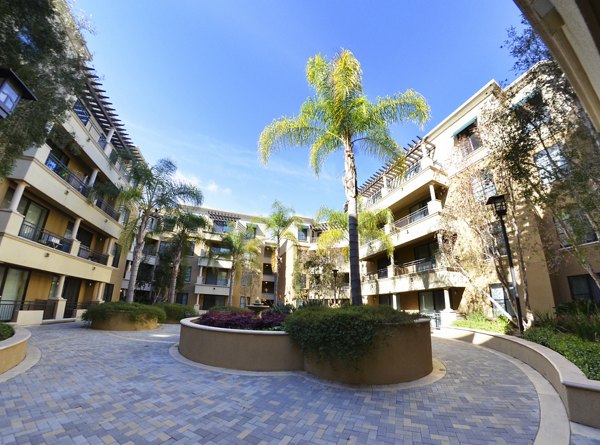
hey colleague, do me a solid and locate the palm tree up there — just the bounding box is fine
[258,50,429,305]
[253,200,302,305]
[163,211,208,304]
[119,159,203,303]
[220,228,262,306]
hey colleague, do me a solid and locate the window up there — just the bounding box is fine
[213,220,231,233]
[245,224,257,239]
[408,200,429,223]
[454,121,482,156]
[534,145,568,186]
[0,80,19,114]
[418,290,445,313]
[112,244,121,268]
[103,284,114,302]
[184,241,195,256]
[490,283,513,317]
[555,210,598,247]
[568,275,600,302]
[263,263,273,275]
[515,91,550,131]
[184,267,192,283]
[158,241,171,255]
[241,271,253,287]
[298,226,309,241]
[73,99,90,125]
[471,169,497,203]
[176,292,188,305]
[98,133,107,149]
[489,221,507,256]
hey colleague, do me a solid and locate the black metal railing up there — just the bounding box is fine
[19,221,73,253]
[77,245,109,265]
[45,153,90,196]
[94,197,120,221]
[377,267,388,279]
[0,301,17,321]
[203,278,229,286]
[394,257,437,276]
[0,299,58,321]
[393,207,429,230]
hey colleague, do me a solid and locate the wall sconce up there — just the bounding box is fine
[44,253,50,257]
[64,190,69,195]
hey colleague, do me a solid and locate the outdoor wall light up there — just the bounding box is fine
[0,68,37,119]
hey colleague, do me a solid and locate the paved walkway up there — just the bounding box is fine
[0,322,594,444]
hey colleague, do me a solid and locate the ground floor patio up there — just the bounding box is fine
[0,323,598,444]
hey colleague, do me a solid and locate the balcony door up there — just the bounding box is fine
[0,267,30,321]
[63,277,81,317]
[418,290,445,314]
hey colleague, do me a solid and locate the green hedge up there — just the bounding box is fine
[0,322,14,341]
[284,305,422,365]
[82,302,166,324]
[453,311,513,334]
[524,327,600,381]
[156,303,198,322]
[208,305,250,313]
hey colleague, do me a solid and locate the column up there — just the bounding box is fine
[52,275,67,320]
[96,282,106,302]
[8,182,27,211]
[104,128,115,156]
[87,168,99,187]
[392,294,398,310]
[53,275,66,300]
[443,288,451,311]
[194,294,200,311]
[69,217,82,255]
[429,183,436,201]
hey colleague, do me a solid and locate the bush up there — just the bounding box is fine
[82,302,166,324]
[0,322,14,341]
[284,305,422,365]
[208,305,250,313]
[535,302,600,342]
[524,327,600,380]
[453,311,513,334]
[196,309,286,330]
[156,303,198,322]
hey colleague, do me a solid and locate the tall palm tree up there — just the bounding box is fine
[253,200,302,305]
[220,228,262,306]
[119,159,203,303]
[163,211,208,304]
[259,50,429,305]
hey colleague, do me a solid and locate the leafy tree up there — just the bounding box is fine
[293,248,346,304]
[0,0,88,177]
[259,49,429,305]
[162,211,207,304]
[220,227,262,306]
[119,159,203,303]
[253,200,301,304]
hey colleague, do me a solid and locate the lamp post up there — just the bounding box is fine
[486,194,524,334]
[0,68,37,119]
[332,269,338,306]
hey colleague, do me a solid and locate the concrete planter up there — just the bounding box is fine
[443,327,600,429]
[90,312,158,331]
[179,317,433,385]
[0,328,30,374]
[304,319,432,385]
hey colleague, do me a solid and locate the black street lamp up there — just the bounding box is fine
[332,269,338,306]
[486,194,524,334]
[0,68,37,119]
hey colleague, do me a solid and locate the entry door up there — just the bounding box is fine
[63,277,81,316]
[0,267,30,321]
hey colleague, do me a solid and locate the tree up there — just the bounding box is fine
[293,248,346,304]
[259,49,429,305]
[119,159,203,303]
[480,21,600,292]
[253,200,301,305]
[0,0,88,177]
[220,228,262,306]
[163,211,207,304]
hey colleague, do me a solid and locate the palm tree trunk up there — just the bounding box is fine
[344,142,362,306]
[228,268,236,306]
[274,235,280,305]
[168,250,182,304]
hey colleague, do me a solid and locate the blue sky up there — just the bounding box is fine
[74,0,524,217]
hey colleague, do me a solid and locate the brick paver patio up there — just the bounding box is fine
[0,322,574,444]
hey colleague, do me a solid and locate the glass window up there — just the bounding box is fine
[534,145,568,185]
[298,227,309,241]
[472,170,497,203]
[489,221,507,256]
[98,133,107,149]
[568,275,600,302]
[0,80,19,112]
[555,210,598,247]
[176,292,188,305]
[103,284,114,302]
[184,266,192,283]
[490,283,514,317]
[73,99,90,125]
[454,121,482,156]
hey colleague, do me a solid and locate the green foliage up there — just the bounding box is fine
[0,0,87,177]
[0,322,15,341]
[284,305,421,364]
[524,327,600,380]
[208,305,250,313]
[453,311,513,334]
[270,303,295,314]
[535,302,600,342]
[82,302,166,324]
[156,303,198,322]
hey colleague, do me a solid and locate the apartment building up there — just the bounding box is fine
[0,67,140,325]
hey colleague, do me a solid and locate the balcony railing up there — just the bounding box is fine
[65,300,99,318]
[19,221,73,253]
[78,245,109,265]
[394,257,437,276]
[378,267,388,279]
[45,153,90,196]
[95,197,120,221]
[393,207,429,230]
[203,278,229,286]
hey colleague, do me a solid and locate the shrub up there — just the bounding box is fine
[156,303,198,322]
[196,309,285,330]
[270,303,295,314]
[524,327,600,380]
[82,302,166,324]
[535,302,600,342]
[284,305,422,365]
[0,322,14,341]
[453,311,513,334]
[208,305,250,313]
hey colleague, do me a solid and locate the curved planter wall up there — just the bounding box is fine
[443,327,600,429]
[90,312,158,331]
[0,328,30,374]
[179,318,432,385]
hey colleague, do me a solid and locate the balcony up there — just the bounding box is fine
[77,245,109,265]
[18,221,73,253]
[45,152,90,197]
[393,207,429,231]
[195,278,230,296]
[94,197,120,221]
